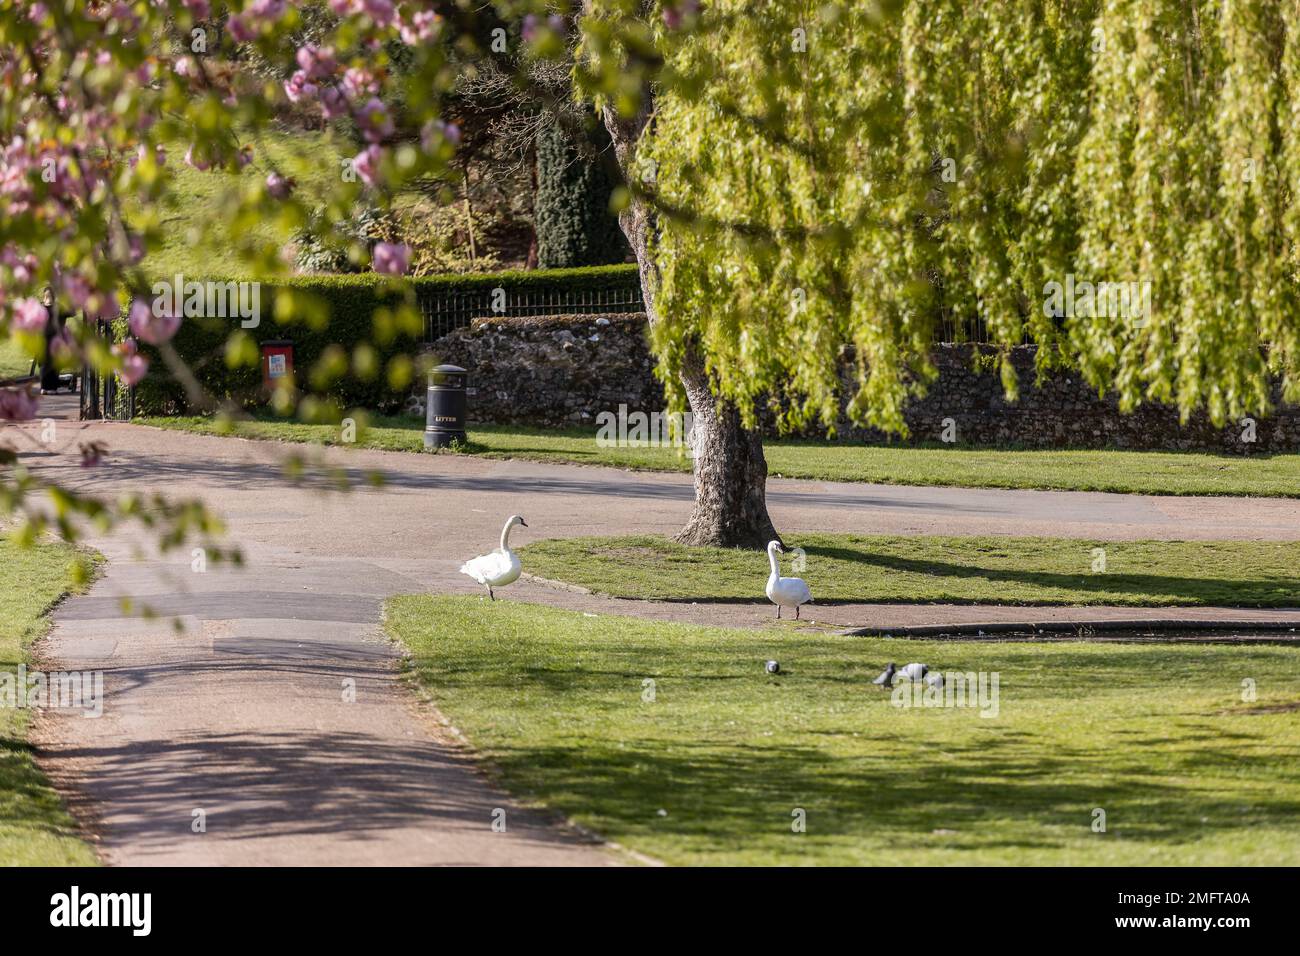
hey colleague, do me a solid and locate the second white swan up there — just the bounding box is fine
[460,514,528,600]
[765,540,813,619]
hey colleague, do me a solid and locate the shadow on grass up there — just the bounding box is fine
[810,544,1300,607]
[0,734,82,841]
[469,734,1300,859]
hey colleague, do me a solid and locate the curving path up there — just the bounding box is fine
[9,401,1300,865]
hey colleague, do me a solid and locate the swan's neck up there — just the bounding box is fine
[500,521,515,551]
[767,546,780,578]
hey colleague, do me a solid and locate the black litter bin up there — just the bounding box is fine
[424,364,468,449]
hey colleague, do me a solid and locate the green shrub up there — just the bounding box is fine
[535,117,630,269]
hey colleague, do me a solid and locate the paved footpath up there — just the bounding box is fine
[10,404,1300,865]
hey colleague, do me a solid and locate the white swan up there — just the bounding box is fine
[460,514,527,600]
[765,540,813,619]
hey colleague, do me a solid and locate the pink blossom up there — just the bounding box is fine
[90,291,120,321]
[355,97,394,143]
[227,15,254,41]
[128,299,181,345]
[0,386,39,421]
[266,172,293,199]
[114,339,149,386]
[50,326,78,364]
[422,119,461,152]
[400,10,441,45]
[319,86,347,120]
[372,242,410,275]
[237,145,253,169]
[185,0,211,18]
[296,45,337,81]
[12,298,48,333]
[184,144,211,171]
[341,68,378,100]
[173,56,196,78]
[523,14,566,43]
[352,145,382,187]
[58,271,91,309]
[358,0,395,26]
[283,70,318,104]
[250,0,286,19]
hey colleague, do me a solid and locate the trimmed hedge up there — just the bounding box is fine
[411,262,639,294]
[132,265,642,416]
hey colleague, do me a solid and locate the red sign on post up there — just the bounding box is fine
[260,340,294,392]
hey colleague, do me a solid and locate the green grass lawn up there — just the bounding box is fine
[131,126,346,278]
[520,534,1300,607]
[0,339,34,380]
[386,596,1300,865]
[0,540,100,866]
[137,412,1300,498]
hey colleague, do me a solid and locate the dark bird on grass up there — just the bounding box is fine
[899,662,930,682]
[872,663,897,688]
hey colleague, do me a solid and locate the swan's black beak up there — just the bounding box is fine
[519,519,528,528]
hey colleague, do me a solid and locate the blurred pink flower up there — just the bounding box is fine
[184,144,210,171]
[284,70,318,104]
[114,339,149,386]
[352,145,382,187]
[266,172,293,199]
[296,45,337,80]
[400,10,441,45]
[227,15,253,41]
[422,119,461,155]
[128,299,181,345]
[12,297,48,333]
[372,242,410,275]
[359,0,395,26]
[250,0,286,19]
[355,97,394,143]
[319,86,347,119]
[90,290,120,321]
[0,385,39,421]
[341,67,378,100]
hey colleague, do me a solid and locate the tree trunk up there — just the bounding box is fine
[675,350,781,548]
[598,97,780,549]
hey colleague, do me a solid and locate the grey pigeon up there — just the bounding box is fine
[872,663,897,688]
[899,662,930,682]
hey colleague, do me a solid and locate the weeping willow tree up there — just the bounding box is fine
[580,0,1300,546]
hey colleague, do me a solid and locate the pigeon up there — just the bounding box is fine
[899,662,929,682]
[924,670,945,690]
[872,663,897,688]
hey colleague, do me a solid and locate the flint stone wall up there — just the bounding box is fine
[412,314,1296,453]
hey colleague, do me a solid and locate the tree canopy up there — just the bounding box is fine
[618,0,1300,434]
